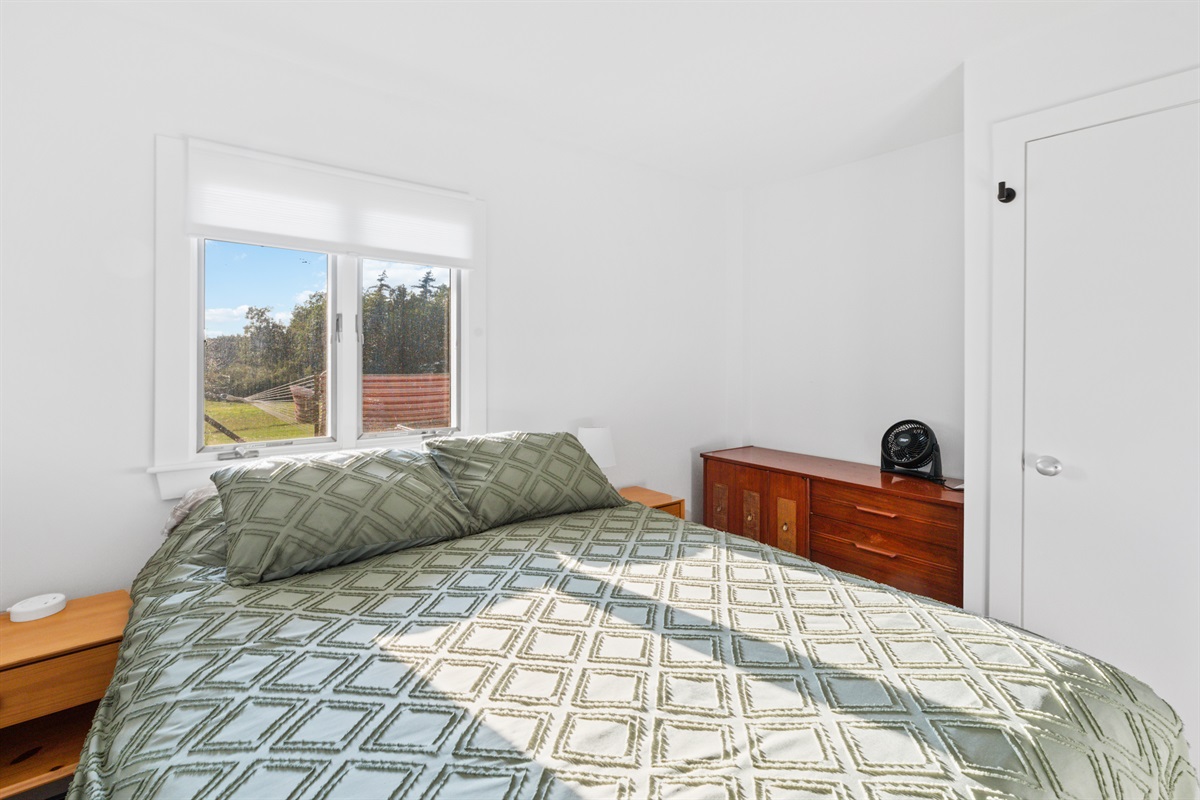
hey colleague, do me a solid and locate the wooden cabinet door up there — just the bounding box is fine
[704,459,768,542]
[767,473,808,556]
[703,458,731,531]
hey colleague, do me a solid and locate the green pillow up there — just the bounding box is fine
[425,431,627,531]
[212,449,475,586]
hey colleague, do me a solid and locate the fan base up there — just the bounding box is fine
[881,466,946,485]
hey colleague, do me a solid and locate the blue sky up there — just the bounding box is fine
[203,240,448,337]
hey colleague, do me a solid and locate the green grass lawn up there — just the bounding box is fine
[204,401,317,446]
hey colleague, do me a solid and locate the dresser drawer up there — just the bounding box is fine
[810,515,958,571]
[811,481,960,538]
[810,532,961,605]
[0,643,120,727]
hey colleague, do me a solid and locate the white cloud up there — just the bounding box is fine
[273,311,293,325]
[293,290,316,304]
[205,305,251,324]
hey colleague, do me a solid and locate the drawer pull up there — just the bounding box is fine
[855,505,897,519]
[853,542,899,559]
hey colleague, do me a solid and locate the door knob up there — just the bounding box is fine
[1035,456,1063,477]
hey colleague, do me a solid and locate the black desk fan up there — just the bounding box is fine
[881,420,945,484]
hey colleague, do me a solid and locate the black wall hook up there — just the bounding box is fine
[997,181,1016,203]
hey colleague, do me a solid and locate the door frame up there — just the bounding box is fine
[987,68,1199,626]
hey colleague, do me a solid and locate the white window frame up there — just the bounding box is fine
[196,237,340,453]
[150,136,487,499]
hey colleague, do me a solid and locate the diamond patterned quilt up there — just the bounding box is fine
[70,503,1197,799]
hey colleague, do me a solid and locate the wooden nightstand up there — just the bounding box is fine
[0,590,131,799]
[619,486,686,519]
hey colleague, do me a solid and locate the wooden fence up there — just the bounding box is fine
[285,373,450,434]
[361,374,451,432]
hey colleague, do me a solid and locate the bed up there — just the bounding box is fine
[69,434,1197,800]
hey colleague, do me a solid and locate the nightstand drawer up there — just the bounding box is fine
[655,500,685,519]
[811,482,960,538]
[810,515,957,571]
[810,532,960,605]
[0,642,120,727]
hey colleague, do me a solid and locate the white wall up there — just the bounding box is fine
[0,4,733,608]
[962,1,1200,616]
[741,134,965,476]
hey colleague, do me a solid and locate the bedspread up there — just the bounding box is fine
[70,502,1197,799]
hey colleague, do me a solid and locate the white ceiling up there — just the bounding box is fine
[115,1,1111,188]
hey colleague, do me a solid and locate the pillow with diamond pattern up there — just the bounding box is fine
[425,431,627,531]
[212,448,475,586]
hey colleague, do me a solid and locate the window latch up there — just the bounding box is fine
[335,313,343,343]
[218,445,260,461]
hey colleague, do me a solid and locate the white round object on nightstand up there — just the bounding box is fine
[7,592,67,622]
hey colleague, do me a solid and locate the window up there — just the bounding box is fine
[200,242,458,448]
[202,240,332,446]
[361,260,453,435]
[151,136,486,498]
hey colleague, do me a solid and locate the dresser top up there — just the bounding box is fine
[701,447,964,508]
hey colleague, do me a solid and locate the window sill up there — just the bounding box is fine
[148,435,430,499]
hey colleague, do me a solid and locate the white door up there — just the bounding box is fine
[992,70,1200,763]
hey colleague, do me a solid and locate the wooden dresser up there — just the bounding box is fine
[701,447,964,606]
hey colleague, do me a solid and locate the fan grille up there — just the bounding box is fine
[884,421,934,468]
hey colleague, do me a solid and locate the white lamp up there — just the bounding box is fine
[577,427,616,470]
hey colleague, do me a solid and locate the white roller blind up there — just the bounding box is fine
[186,139,480,268]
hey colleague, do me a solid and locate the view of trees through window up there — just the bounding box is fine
[361,258,452,434]
[202,240,451,447]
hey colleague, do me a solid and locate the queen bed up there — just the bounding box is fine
[69,433,1197,799]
